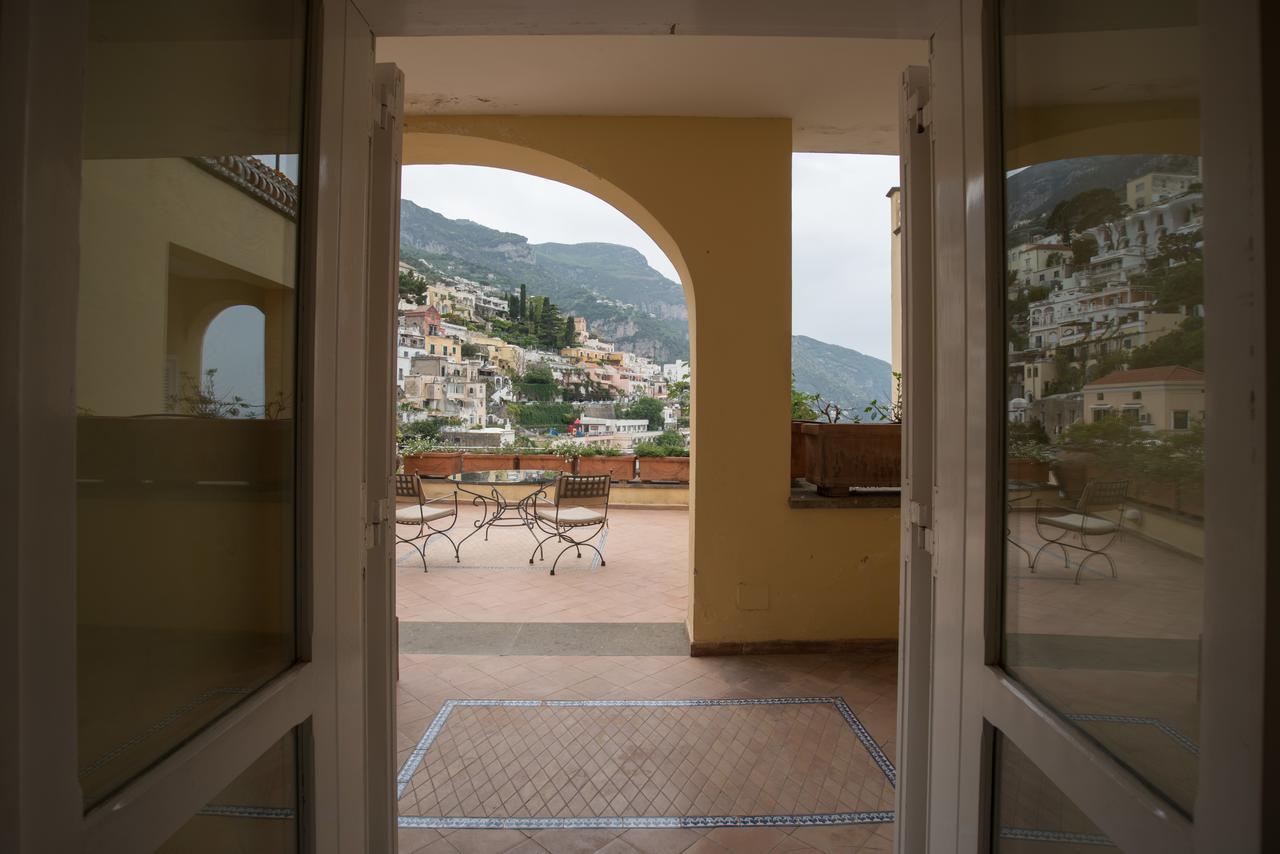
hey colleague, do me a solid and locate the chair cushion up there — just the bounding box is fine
[1039,512,1118,535]
[536,505,605,527]
[396,503,455,524]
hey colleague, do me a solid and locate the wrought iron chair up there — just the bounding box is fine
[528,474,611,575]
[1030,479,1128,584]
[394,473,459,571]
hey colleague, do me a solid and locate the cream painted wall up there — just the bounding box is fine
[403,116,901,643]
[78,158,297,416]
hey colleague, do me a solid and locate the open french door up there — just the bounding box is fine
[364,61,406,853]
[895,63,936,854]
[905,1,1275,853]
[7,0,388,850]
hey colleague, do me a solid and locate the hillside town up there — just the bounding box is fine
[1005,164,1206,437]
[395,260,690,450]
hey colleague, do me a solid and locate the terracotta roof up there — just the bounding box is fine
[1087,366,1204,386]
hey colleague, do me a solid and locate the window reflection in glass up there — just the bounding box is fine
[1000,0,1204,815]
[76,0,305,808]
[154,728,300,853]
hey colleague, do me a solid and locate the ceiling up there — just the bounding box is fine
[377,35,929,154]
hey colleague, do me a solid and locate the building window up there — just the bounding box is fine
[1172,410,1190,430]
[1096,392,1104,400]
[1132,391,1142,400]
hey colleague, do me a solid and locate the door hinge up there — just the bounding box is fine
[909,499,934,556]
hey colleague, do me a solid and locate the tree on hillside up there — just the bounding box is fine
[1071,234,1099,267]
[562,315,577,347]
[518,283,528,320]
[1128,316,1204,371]
[1046,187,1125,241]
[622,396,666,431]
[398,270,426,304]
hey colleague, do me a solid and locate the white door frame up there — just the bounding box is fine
[919,0,1277,852]
[894,62,937,854]
[2,0,380,850]
[365,61,405,853]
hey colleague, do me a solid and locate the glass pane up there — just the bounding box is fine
[992,733,1122,853]
[154,728,300,853]
[76,0,306,808]
[1000,0,1203,815]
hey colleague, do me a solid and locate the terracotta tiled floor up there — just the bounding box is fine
[396,507,688,624]
[395,651,899,854]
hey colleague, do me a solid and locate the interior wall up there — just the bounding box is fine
[403,115,902,644]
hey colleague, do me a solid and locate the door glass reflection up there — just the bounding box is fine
[76,0,306,808]
[1000,0,1204,815]
[993,733,1123,853]
[154,728,300,853]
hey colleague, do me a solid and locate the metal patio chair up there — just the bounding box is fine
[1030,479,1129,584]
[394,473,460,571]
[528,474,611,575]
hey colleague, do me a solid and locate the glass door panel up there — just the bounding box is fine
[992,732,1123,852]
[76,0,307,809]
[999,0,1204,816]
[153,727,301,853]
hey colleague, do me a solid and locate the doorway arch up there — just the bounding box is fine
[404,115,901,650]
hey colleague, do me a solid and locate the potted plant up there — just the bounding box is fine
[400,437,463,478]
[635,431,690,482]
[800,378,902,496]
[576,444,637,481]
[517,439,577,473]
[461,444,518,472]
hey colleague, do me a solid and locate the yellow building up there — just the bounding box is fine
[1083,365,1206,430]
[470,334,523,373]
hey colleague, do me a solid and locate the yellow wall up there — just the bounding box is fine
[78,158,297,415]
[404,116,901,644]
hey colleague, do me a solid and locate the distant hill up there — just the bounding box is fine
[1005,154,1199,241]
[791,335,893,417]
[400,200,689,361]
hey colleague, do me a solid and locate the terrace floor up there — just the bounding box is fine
[393,504,901,852]
[396,505,688,625]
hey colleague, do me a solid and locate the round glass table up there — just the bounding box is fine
[446,469,564,554]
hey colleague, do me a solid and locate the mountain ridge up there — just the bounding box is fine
[400,199,891,407]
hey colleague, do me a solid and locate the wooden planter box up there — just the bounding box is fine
[800,422,901,495]
[461,453,517,472]
[637,456,689,483]
[790,420,810,481]
[517,453,575,473]
[402,451,463,479]
[1007,458,1051,484]
[577,455,637,481]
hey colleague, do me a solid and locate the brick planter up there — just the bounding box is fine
[800,422,901,495]
[516,453,575,473]
[577,455,637,481]
[462,453,517,472]
[402,452,462,479]
[637,456,690,483]
[1007,458,1051,483]
[791,420,810,480]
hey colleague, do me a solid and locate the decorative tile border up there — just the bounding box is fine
[80,687,253,777]
[999,826,1115,847]
[1065,712,1200,756]
[197,804,297,821]
[397,696,896,830]
[399,811,897,830]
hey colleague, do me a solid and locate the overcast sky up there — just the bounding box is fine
[402,154,898,362]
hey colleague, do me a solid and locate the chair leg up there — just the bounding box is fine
[399,538,427,573]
